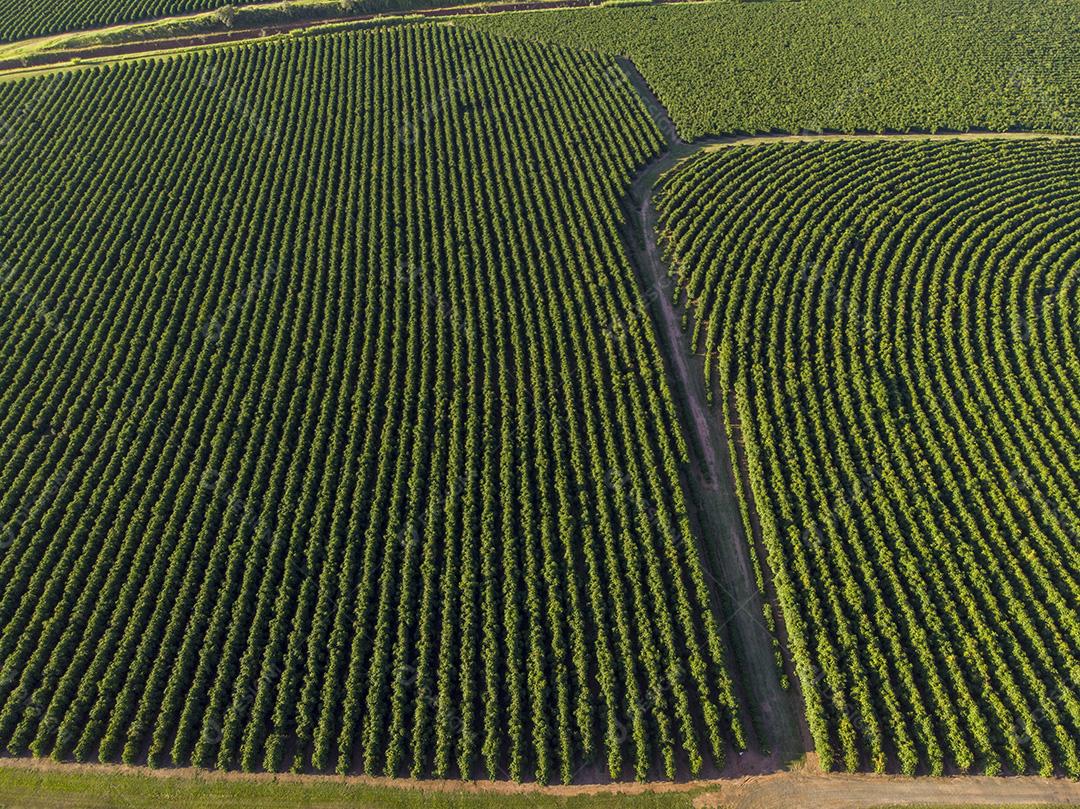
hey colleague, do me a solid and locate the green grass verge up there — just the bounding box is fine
[0,765,696,809]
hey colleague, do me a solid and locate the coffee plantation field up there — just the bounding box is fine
[465,0,1080,140]
[2,0,1080,803]
[655,139,1080,777]
[0,24,746,783]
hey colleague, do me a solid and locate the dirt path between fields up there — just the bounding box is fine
[618,61,807,769]
[700,131,1080,148]
[0,0,594,72]
[699,770,1080,808]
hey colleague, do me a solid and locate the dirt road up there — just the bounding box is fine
[697,770,1080,809]
[0,0,716,75]
[0,0,599,72]
[618,63,807,767]
[701,131,1080,148]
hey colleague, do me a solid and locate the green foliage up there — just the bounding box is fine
[655,138,1080,776]
[465,0,1080,140]
[214,4,238,27]
[0,762,701,807]
[0,23,743,781]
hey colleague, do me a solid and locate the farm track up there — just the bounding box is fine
[618,59,806,770]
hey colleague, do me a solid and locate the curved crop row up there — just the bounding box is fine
[655,139,1080,776]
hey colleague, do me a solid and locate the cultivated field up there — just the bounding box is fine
[466,0,1080,139]
[0,0,1078,805]
[0,24,745,784]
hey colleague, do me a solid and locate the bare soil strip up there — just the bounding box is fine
[0,0,597,72]
[619,70,806,768]
[702,131,1080,148]
[696,770,1080,809]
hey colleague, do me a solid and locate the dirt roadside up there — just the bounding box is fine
[697,770,1080,809]
[701,131,1080,148]
[617,63,806,767]
[0,0,597,72]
